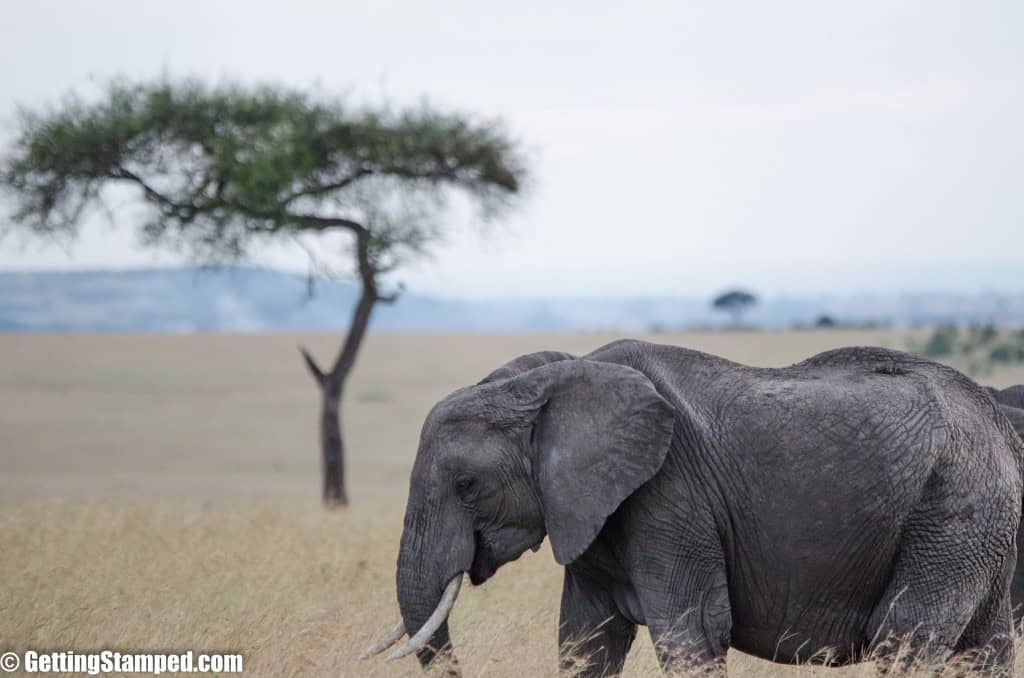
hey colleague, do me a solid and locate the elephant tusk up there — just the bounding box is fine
[387,574,463,661]
[360,621,406,659]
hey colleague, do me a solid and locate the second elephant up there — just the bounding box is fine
[989,385,1024,625]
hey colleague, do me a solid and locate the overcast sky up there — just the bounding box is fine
[1,1,1021,298]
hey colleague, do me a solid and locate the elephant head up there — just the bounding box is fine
[363,352,675,670]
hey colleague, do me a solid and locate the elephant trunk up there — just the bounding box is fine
[393,575,461,664]
[393,514,470,674]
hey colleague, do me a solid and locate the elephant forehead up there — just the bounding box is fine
[418,409,504,457]
[424,386,488,424]
[424,382,525,431]
[423,399,489,437]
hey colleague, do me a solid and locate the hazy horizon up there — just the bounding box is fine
[2,259,1022,301]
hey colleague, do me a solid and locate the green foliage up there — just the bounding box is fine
[2,79,527,265]
[909,323,1024,376]
[989,343,1024,364]
[959,322,998,354]
[920,324,959,357]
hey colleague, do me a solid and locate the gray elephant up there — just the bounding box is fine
[988,385,1024,625]
[990,385,1024,410]
[999,402,1024,450]
[365,340,1022,676]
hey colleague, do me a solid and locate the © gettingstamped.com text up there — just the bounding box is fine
[1,650,243,674]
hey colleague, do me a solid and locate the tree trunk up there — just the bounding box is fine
[300,229,391,508]
[319,377,347,507]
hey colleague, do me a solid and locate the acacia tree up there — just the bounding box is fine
[1,80,527,507]
[711,289,758,326]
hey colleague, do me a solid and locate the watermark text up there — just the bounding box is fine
[2,650,243,674]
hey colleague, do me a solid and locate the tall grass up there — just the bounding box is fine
[2,502,1019,676]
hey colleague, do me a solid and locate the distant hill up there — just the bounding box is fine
[1,267,1022,333]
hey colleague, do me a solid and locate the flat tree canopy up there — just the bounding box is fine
[711,289,758,325]
[2,79,528,506]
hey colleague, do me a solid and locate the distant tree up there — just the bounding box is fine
[961,322,998,353]
[921,324,959,358]
[990,343,1024,364]
[815,314,837,328]
[1,79,528,508]
[711,289,758,326]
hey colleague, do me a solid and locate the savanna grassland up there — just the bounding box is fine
[2,330,1023,677]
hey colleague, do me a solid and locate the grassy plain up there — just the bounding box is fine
[2,330,1023,676]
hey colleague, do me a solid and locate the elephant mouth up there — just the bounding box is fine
[469,530,497,585]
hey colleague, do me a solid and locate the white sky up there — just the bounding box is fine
[1,1,1022,298]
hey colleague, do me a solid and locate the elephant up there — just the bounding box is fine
[993,395,1024,444]
[990,385,1024,411]
[988,385,1024,625]
[365,340,1022,676]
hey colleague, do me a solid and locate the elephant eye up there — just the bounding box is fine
[454,475,477,501]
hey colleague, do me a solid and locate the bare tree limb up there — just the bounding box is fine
[280,168,375,206]
[108,164,368,235]
[299,346,327,387]
[376,284,404,304]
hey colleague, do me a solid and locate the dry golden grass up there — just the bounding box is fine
[2,330,1023,676]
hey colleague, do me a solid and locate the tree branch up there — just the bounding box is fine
[280,168,375,206]
[375,283,404,304]
[107,166,201,221]
[299,346,326,386]
[108,164,367,235]
[288,213,366,232]
[327,229,382,378]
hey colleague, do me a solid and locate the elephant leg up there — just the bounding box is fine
[866,491,1016,674]
[558,566,637,677]
[644,560,731,676]
[953,548,1015,676]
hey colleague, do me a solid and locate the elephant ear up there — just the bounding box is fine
[478,350,577,384]
[510,359,675,565]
